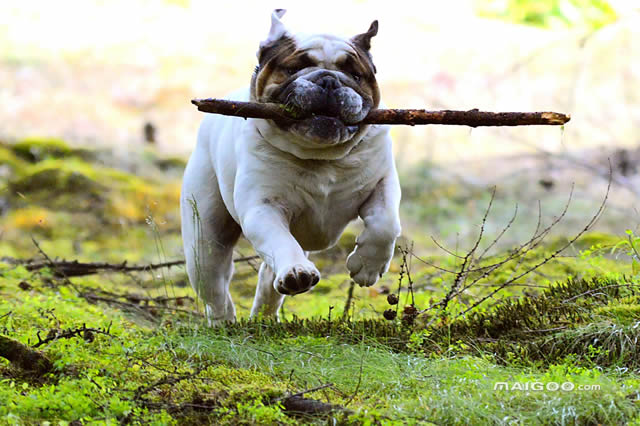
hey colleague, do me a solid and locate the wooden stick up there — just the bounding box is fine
[192,98,570,127]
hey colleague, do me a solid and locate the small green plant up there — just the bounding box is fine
[613,229,640,276]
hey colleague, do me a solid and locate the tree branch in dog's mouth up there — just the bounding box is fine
[191,98,571,127]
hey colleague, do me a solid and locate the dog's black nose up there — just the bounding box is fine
[317,75,340,92]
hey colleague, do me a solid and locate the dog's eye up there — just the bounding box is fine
[284,66,300,76]
[352,72,362,82]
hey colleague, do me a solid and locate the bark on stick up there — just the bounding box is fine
[191,98,570,127]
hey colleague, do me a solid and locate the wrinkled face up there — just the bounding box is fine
[251,25,380,146]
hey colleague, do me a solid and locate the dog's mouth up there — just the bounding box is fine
[277,114,360,145]
[273,103,363,145]
[307,114,359,132]
[267,73,372,145]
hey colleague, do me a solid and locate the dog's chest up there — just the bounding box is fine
[282,152,385,250]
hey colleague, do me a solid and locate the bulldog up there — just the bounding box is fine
[181,9,401,323]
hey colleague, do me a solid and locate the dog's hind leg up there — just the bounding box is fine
[181,152,241,325]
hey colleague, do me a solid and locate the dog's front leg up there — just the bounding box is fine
[347,170,402,287]
[240,204,320,299]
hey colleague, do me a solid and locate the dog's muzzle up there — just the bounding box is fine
[276,70,372,145]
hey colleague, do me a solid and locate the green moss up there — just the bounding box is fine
[575,232,623,250]
[10,168,104,201]
[2,255,640,423]
[10,138,93,163]
[155,156,187,171]
[0,267,293,424]
[12,138,71,161]
[0,144,28,177]
[4,155,181,228]
[595,303,640,325]
[7,167,108,228]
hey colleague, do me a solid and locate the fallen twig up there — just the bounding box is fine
[134,372,348,419]
[81,293,160,322]
[282,395,348,416]
[31,237,81,293]
[32,322,115,348]
[192,98,570,127]
[8,256,259,278]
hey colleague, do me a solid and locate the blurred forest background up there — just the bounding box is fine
[3,1,640,424]
[1,0,639,252]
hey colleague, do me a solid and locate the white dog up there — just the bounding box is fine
[181,9,401,323]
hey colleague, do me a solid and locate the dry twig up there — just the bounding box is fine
[32,322,114,348]
[8,256,259,278]
[342,281,356,320]
[192,98,570,127]
[409,165,611,324]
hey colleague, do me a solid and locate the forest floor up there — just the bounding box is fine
[1,138,640,424]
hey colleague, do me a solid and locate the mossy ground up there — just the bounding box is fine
[1,139,640,424]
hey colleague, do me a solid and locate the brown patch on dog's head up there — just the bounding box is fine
[251,35,299,102]
[335,46,379,109]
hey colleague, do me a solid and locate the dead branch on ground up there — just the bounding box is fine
[191,98,570,127]
[282,395,348,416]
[31,322,115,348]
[0,335,53,374]
[5,256,259,278]
[275,383,350,417]
[11,241,206,321]
[79,291,203,322]
[133,369,348,419]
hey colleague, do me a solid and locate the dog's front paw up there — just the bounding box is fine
[347,242,394,287]
[274,262,320,295]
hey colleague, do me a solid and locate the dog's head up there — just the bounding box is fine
[250,9,380,149]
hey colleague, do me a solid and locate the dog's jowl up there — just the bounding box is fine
[181,9,401,324]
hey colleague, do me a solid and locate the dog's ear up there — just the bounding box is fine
[259,9,288,51]
[352,20,378,51]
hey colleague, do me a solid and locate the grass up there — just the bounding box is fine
[1,138,640,424]
[2,263,639,424]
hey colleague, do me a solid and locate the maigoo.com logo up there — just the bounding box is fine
[493,382,600,391]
